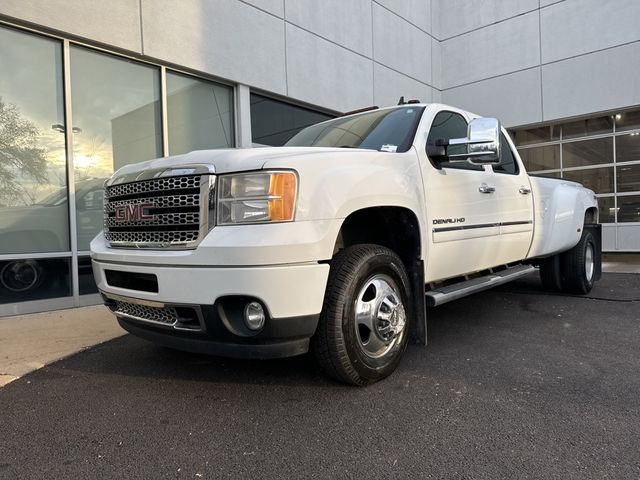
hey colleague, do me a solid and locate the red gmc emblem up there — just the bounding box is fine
[115,202,155,222]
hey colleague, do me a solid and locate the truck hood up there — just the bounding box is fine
[0,204,63,231]
[111,147,377,178]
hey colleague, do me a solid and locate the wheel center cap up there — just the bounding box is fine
[375,297,406,341]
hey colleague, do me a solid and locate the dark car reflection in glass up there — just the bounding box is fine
[0,179,106,303]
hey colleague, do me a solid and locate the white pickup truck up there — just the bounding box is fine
[91,103,601,385]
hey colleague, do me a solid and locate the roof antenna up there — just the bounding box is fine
[397,96,406,105]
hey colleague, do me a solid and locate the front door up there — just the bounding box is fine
[420,110,504,282]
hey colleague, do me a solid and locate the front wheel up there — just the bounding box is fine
[312,244,412,386]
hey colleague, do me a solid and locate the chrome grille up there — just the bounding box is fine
[103,171,214,249]
[106,175,200,198]
[106,230,201,244]
[114,300,179,326]
[106,194,201,209]
[111,298,204,332]
[105,212,200,228]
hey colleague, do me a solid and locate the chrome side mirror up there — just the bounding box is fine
[447,117,501,165]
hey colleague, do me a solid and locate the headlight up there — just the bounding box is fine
[217,171,298,225]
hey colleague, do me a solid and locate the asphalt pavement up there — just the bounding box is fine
[1,273,639,479]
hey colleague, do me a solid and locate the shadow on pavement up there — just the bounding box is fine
[34,272,640,388]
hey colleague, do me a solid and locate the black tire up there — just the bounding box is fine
[539,254,563,292]
[312,244,412,386]
[561,230,597,294]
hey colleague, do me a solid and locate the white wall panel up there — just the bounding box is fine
[141,0,287,95]
[441,11,540,89]
[374,0,431,34]
[442,68,542,127]
[602,225,616,252]
[437,0,538,40]
[286,24,373,112]
[373,64,432,107]
[0,0,142,52]
[431,37,442,90]
[285,0,372,56]
[542,42,640,121]
[541,0,640,63]
[617,224,640,251]
[373,2,431,84]
[242,0,284,17]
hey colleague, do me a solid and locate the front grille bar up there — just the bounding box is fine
[102,292,205,332]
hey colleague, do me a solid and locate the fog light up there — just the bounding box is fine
[244,302,266,330]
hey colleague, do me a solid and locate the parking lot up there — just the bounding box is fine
[1,272,639,479]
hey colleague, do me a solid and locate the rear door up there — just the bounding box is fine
[487,131,535,263]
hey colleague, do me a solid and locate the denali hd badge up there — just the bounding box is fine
[433,217,465,225]
[115,203,155,223]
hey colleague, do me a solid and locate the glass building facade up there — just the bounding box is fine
[0,25,235,314]
[250,93,334,146]
[510,110,640,251]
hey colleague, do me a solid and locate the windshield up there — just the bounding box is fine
[285,106,425,153]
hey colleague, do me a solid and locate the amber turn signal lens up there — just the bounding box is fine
[268,172,297,221]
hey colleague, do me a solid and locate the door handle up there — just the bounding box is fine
[519,186,532,195]
[478,183,495,194]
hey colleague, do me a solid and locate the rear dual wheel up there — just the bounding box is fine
[539,230,596,294]
[312,244,411,386]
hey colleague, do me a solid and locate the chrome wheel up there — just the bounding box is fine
[354,274,406,358]
[585,243,595,282]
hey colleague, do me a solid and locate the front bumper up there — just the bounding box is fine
[93,259,330,358]
[113,300,317,359]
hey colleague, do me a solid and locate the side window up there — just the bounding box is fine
[492,133,519,175]
[79,189,104,211]
[426,111,483,171]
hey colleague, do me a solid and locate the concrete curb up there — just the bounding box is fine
[0,305,125,387]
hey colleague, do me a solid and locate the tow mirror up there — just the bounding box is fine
[428,117,501,165]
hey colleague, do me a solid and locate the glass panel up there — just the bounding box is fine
[614,110,640,132]
[517,145,560,171]
[617,163,640,193]
[492,133,518,174]
[78,255,98,295]
[0,257,71,304]
[562,167,614,194]
[167,72,234,154]
[616,132,640,164]
[0,27,69,255]
[561,116,613,139]
[562,137,613,168]
[597,196,615,223]
[70,46,162,252]
[250,94,333,146]
[424,110,482,171]
[512,125,559,146]
[618,195,640,223]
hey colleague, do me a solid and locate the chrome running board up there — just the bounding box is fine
[426,264,535,307]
